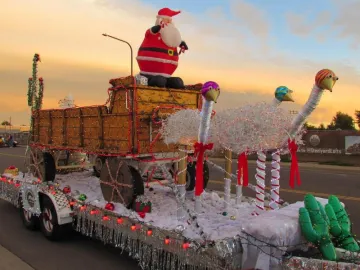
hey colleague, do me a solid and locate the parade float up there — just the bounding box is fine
[1,7,360,270]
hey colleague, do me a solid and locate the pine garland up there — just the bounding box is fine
[27,53,43,111]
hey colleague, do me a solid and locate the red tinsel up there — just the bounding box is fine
[237,152,249,186]
[194,142,213,196]
[288,139,301,188]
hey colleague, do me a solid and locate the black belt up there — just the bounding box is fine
[139,47,178,56]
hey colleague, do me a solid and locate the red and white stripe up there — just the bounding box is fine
[253,150,266,216]
[269,150,281,210]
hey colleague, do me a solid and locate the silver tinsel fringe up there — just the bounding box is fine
[282,256,360,269]
[0,178,20,206]
[73,206,243,270]
[1,179,360,270]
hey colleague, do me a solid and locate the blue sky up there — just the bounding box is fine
[141,0,359,64]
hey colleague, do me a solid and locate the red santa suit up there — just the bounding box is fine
[136,8,181,78]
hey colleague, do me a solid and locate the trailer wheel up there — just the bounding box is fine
[19,197,38,230]
[185,161,210,191]
[93,156,105,177]
[28,148,56,182]
[40,196,63,241]
[129,166,145,198]
[100,159,137,208]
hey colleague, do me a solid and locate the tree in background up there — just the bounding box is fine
[303,122,326,130]
[318,123,326,130]
[1,121,11,126]
[303,122,317,130]
[327,112,356,130]
[355,110,360,129]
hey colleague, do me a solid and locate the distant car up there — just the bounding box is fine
[0,139,17,147]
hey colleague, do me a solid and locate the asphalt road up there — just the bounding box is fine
[0,147,360,270]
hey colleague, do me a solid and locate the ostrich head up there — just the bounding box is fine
[315,69,338,92]
[275,86,294,102]
[201,81,220,103]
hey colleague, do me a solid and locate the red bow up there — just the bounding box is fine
[193,142,214,157]
[288,139,301,188]
[193,142,214,196]
[237,152,249,187]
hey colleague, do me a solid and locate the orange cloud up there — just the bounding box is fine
[0,0,359,127]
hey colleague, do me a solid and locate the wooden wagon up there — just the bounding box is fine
[27,76,210,207]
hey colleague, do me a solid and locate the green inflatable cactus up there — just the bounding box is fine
[299,194,337,261]
[325,195,359,252]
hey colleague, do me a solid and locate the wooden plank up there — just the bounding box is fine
[62,110,67,146]
[48,111,52,144]
[97,106,104,149]
[79,108,84,147]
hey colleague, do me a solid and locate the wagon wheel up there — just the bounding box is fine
[99,158,135,208]
[25,146,56,182]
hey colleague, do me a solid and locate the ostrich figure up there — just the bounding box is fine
[160,82,220,213]
[194,81,220,213]
[288,69,338,140]
[261,86,295,210]
[280,69,338,190]
[253,86,294,213]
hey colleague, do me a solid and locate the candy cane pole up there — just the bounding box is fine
[224,149,232,210]
[253,150,266,215]
[194,81,220,213]
[269,150,281,210]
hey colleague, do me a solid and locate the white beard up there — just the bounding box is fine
[160,23,182,48]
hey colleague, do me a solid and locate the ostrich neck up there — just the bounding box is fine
[198,99,214,143]
[271,98,281,107]
[289,84,323,137]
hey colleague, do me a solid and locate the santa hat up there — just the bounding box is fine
[156,7,181,20]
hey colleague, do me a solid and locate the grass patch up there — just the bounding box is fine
[318,161,354,167]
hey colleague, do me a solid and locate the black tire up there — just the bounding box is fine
[129,166,145,200]
[93,156,106,177]
[30,151,56,182]
[43,152,56,182]
[19,197,38,230]
[40,196,64,241]
[180,160,210,191]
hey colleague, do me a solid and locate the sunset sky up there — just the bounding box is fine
[1,0,359,126]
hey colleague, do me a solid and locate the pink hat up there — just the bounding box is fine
[157,8,181,19]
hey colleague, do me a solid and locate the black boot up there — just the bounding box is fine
[147,75,167,88]
[166,77,185,89]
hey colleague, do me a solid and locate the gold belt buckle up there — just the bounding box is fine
[168,49,174,56]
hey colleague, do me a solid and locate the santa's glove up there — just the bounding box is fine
[150,25,161,34]
[179,41,188,50]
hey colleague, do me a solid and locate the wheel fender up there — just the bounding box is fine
[39,190,73,225]
[20,183,42,216]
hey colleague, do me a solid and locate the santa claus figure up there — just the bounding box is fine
[136,7,188,89]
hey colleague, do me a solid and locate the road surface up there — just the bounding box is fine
[0,147,359,270]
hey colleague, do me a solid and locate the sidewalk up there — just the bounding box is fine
[209,158,360,171]
[0,244,34,270]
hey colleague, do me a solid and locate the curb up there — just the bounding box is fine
[0,244,34,270]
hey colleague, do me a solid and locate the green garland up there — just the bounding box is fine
[27,53,43,111]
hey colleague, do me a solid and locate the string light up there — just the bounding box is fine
[90,209,98,215]
[117,217,124,224]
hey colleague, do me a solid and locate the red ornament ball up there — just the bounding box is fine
[105,202,115,211]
